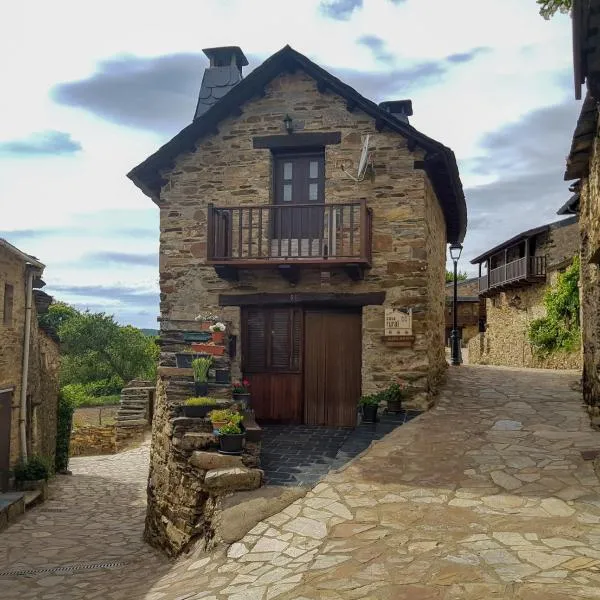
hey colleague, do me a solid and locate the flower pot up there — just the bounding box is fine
[219,432,246,454]
[194,382,209,396]
[386,399,403,413]
[211,331,225,344]
[183,405,212,418]
[175,353,195,369]
[191,343,225,356]
[215,369,230,384]
[211,420,229,431]
[233,393,251,410]
[362,404,378,423]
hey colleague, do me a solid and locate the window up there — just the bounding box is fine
[242,307,302,373]
[3,284,13,326]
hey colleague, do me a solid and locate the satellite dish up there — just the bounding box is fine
[341,134,373,182]
[357,135,370,179]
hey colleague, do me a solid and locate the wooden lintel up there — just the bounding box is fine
[214,265,239,281]
[253,132,341,150]
[219,291,386,307]
[277,265,300,285]
[413,160,426,170]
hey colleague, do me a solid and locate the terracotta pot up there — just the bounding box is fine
[386,399,403,413]
[211,331,225,344]
[191,343,225,356]
[211,420,228,430]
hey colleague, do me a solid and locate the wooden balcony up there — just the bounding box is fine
[207,201,372,282]
[478,256,547,295]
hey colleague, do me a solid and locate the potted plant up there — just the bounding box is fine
[218,416,245,455]
[232,379,251,409]
[209,408,238,431]
[183,397,217,418]
[14,456,49,491]
[192,356,213,396]
[358,394,379,423]
[209,322,226,344]
[384,382,407,413]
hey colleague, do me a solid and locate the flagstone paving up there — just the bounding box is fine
[2,365,600,599]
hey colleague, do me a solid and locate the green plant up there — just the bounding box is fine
[184,397,217,407]
[537,0,571,20]
[445,270,468,283]
[528,256,581,356]
[219,421,243,435]
[14,456,50,481]
[55,391,74,472]
[192,356,213,383]
[383,382,408,403]
[209,408,239,422]
[358,394,380,407]
[232,379,250,394]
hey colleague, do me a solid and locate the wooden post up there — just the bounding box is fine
[359,199,368,262]
[524,238,530,279]
[503,249,508,284]
[206,203,214,261]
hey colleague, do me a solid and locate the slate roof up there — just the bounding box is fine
[557,193,580,215]
[0,238,45,269]
[128,45,467,243]
[194,65,243,119]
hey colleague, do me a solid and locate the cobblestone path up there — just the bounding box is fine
[2,365,600,599]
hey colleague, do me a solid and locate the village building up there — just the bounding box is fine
[468,217,580,369]
[0,239,59,493]
[128,45,466,554]
[564,0,600,420]
[444,277,486,347]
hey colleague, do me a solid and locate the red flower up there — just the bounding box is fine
[242,379,250,387]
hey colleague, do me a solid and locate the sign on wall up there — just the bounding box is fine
[384,308,413,336]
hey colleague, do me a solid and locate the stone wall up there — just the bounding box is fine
[70,425,116,457]
[0,247,59,472]
[579,126,600,414]
[468,281,581,370]
[158,70,447,407]
[445,277,479,298]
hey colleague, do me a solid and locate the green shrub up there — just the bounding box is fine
[184,397,217,406]
[83,376,123,397]
[382,382,408,403]
[192,357,212,383]
[358,394,379,407]
[55,392,74,472]
[60,384,119,407]
[219,421,243,435]
[209,409,241,423]
[14,456,50,481]
[528,256,581,356]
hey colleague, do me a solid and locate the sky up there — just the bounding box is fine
[0,0,581,328]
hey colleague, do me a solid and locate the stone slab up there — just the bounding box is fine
[204,467,263,492]
[190,451,243,470]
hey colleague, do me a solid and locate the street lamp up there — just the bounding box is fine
[449,242,463,366]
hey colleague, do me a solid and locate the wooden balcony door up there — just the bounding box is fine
[0,390,12,492]
[273,153,324,256]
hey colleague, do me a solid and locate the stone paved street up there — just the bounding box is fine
[3,365,600,599]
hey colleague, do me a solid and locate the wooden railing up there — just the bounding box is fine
[479,256,546,293]
[207,201,372,265]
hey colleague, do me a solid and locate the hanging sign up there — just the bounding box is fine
[384,308,412,336]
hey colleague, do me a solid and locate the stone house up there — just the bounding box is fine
[0,239,60,492]
[563,0,600,418]
[468,217,580,369]
[127,45,466,554]
[444,277,486,346]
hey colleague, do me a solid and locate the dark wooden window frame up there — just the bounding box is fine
[242,306,303,374]
[3,283,14,327]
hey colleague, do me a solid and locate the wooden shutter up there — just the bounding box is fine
[243,308,266,372]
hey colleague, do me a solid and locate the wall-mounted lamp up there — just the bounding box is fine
[283,114,293,134]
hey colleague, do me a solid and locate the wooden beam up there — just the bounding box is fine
[344,264,365,281]
[219,291,386,307]
[253,132,341,150]
[277,265,300,285]
[214,265,239,281]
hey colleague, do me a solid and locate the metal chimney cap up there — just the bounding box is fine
[202,46,249,67]
[378,99,413,116]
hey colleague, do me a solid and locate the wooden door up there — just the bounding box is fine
[0,391,12,492]
[304,310,362,427]
[242,307,304,423]
[273,153,324,243]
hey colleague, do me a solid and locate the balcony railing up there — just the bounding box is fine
[479,255,546,294]
[207,201,372,267]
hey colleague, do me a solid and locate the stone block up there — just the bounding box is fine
[189,451,243,470]
[203,467,263,492]
[174,432,218,452]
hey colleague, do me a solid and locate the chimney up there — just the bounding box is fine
[194,46,249,120]
[378,99,413,124]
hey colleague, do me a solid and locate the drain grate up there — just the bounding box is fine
[0,561,126,577]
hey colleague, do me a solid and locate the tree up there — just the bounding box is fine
[38,301,78,337]
[445,270,469,283]
[537,0,571,19]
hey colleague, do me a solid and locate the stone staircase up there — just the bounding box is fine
[115,380,154,424]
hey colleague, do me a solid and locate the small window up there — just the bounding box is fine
[309,183,318,201]
[309,160,319,179]
[283,162,293,180]
[283,184,292,202]
[3,284,13,326]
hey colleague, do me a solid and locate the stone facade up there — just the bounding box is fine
[578,126,600,414]
[70,425,116,457]
[0,242,59,485]
[469,220,581,369]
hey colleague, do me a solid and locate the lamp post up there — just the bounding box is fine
[449,242,463,366]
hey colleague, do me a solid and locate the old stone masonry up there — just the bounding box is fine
[2,365,600,599]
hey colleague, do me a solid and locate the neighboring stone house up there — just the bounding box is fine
[128,45,466,554]
[468,217,580,369]
[0,239,60,492]
[563,0,600,418]
[444,277,486,346]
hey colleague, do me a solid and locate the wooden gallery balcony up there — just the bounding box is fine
[478,256,547,296]
[206,201,372,282]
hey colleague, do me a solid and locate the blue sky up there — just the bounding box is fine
[0,0,579,328]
